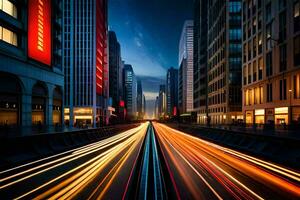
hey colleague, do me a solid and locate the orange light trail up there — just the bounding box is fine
[0,123,149,199]
[153,122,300,199]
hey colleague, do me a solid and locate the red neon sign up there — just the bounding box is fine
[28,0,52,66]
[119,100,125,107]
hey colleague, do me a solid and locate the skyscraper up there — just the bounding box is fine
[242,0,300,126]
[137,80,144,119]
[63,0,108,127]
[193,0,208,124]
[166,67,178,117]
[123,64,137,118]
[0,0,64,130]
[178,20,194,115]
[207,0,243,124]
[108,31,123,117]
[158,84,167,118]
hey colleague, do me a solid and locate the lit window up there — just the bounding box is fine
[0,25,17,46]
[0,0,18,18]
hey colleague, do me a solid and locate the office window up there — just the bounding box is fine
[279,44,287,72]
[266,3,272,22]
[0,0,17,18]
[258,57,263,80]
[266,23,272,50]
[260,86,263,103]
[253,36,257,57]
[253,60,257,82]
[294,35,300,66]
[294,74,300,99]
[279,11,286,42]
[248,63,252,84]
[294,1,300,32]
[279,0,286,10]
[258,32,262,54]
[0,26,17,46]
[253,17,257,34]
[266,52,273,76]
[258,12,262,30]
[279,79,287,100]
[243,65,247,85]
[267,83,273,102]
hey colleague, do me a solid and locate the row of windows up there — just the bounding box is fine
[245,74,300,105]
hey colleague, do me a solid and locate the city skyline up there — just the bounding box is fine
[108,0,194,116]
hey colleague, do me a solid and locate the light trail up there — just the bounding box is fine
[0,123,149,199]
[153,122,300,199]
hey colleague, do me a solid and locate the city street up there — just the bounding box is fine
[1,122,300,199]
[0,123,148,199]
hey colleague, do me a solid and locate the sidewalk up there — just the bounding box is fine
[175,123,300,140]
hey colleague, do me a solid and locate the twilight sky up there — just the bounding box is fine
[108,0,193,116]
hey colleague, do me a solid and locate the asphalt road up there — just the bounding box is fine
[0,122,149,199]
[153,122,300,200]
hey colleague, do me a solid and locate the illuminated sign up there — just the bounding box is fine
[275,107,288,114]
[120,100,125,107]
[255,109,265,116]
[28,0,52,66]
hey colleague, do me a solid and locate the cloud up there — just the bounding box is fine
[134,37,142,47]
[144,92,158,101]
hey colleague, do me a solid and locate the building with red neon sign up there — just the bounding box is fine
[0,0,64,133]
[63,0,109,128]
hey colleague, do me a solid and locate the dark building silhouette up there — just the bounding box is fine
[166,67,178,117]
[193,0,208,124]
[109,31,123,117]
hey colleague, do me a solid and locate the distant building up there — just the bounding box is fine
[193,0,208,124]
[0,0,64,131]
[137,80,144,119]
[108,31,123,117]
[242,0,300,125]
[166,67,178,117]
[155,96,159,119]
[123,64,137,118]
[63,0,109,127]
[158,84,167,118]
[207,1,243,124]
[178,20,194,115]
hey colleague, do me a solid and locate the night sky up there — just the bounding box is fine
[108,0,193,116]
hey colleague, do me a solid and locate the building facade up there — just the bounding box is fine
[108,31,123,117]
[63,0,109,127]
[137,80,144,119]
[178,20,194,115]
[123,64,137,118]
[0,0,64,133]
[207,0,243,124]
[158,84,167,118]
[166,67,178,117]
[242,0,300,126]
[193,0,208,124]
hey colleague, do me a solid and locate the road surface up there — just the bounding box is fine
[153,122,300,200]
[0,122,149,199]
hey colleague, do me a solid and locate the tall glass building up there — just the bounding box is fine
[123,64,137,118]
[207,0,243,124]
[63,0,109,127]
[178,20,194,114]
[166,67,178,117]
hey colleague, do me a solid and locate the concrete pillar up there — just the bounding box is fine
[46,84,55,126]
[21,93,32,127]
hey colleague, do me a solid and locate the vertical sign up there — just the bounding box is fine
[28,0,52,66]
